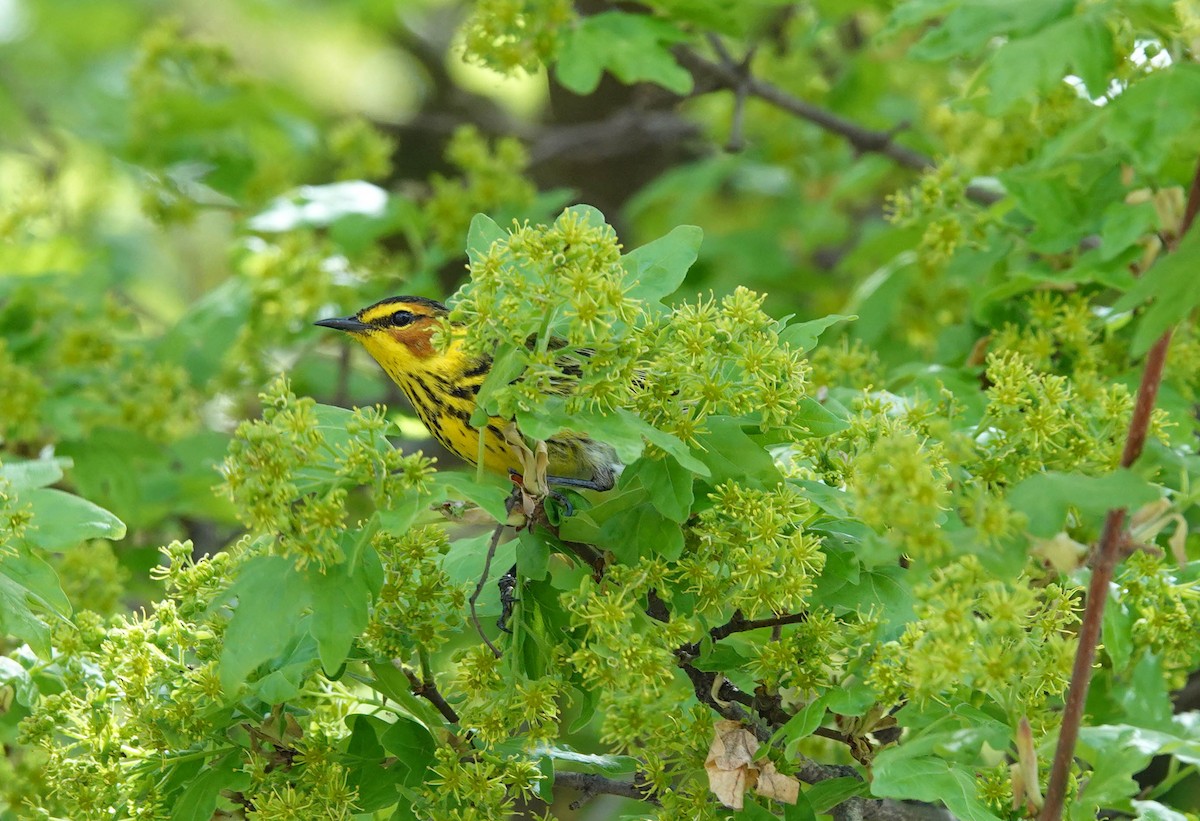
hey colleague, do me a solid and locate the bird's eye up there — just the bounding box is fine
[388,310,416,327]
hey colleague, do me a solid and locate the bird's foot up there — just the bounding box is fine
[497,563,518,633]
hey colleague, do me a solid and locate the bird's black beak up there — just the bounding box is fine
[315,316,371,333]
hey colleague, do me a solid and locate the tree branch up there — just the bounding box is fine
[400,664,460,726]
[676,47,1003,206]
[469,523,505,659]
[710,610,809,641]
[554,771,659,808]
[1039,156,1200,821]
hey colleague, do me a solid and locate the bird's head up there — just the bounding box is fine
[316,296,450,365]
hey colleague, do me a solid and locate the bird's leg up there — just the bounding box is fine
[496,563,518,633]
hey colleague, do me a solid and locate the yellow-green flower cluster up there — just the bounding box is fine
[460,0,576,74]
[747,609,854,694]
[427,126,539,251]
[686,482,825,618]
[456,648,569,745]
[559,565,699,752]
[18,546,364,821]
[0,341,44,447]
[850,430,952,561]
[221,378,432,569]
[55,541,129,616]
[454,211,810,439]
[327,118,395,183]
[0,473,32,557]
[809,337,884,390]
[423,746,545,819]
[222,379,337,568]
[362,525,464,658]
[973,350,1145,486]
[632,288,812,441]
[452,207,639,417]
[1115,551,1200,688]
[869,556,1080,722]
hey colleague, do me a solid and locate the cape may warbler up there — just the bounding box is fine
[316,296,619,491]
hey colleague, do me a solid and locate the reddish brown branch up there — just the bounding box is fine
[1039,156,1200,821]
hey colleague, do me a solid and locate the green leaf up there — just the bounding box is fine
[987,14,1114,112]
[1101,590,1134,670]
[1073,725,1170,820]
[909,0,1074,61]
[1116,652,1173,731]
[305,551,373,673]
[793,397,850,438]
[159,278,251,385]
[380,716,437,787]
[803,777,869,814]
[1103,66,1200,174]
[0,548,70,617]
[518,400,709,477]
[1001,154,1125,252]
[441,532,518,618]
[736,799,779,820]
[21,488,126,550]
[0,655,37,707]
[779,315,856,352]
[1112,225,1200,355]
[464,213,506,265]
[625,455,694,523]
[0,457,69,490]
[473,344,526,423]
[1078,723,1200,768]
[784,794,818,821]
[1132,801,1190,821]
[1006,470,1162,537]
[773,692,831,753]
[813,565,913,635]
[432,471,511,522]
[693,417,782,488]
[556,12,693,95]
[0,565,52,656]
[171,752,246,821]
[1098,200,1159,262]
[218,556,310,694]
[518,529,550,581]
[873,730,1008,821]
[621,224,703,305]
[598,502,684,563]
[343,714,405,812]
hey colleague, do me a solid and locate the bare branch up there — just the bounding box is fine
[710,610,809,641]
[469,524,505,658]
[554,771,659,808]
[676,47,1003,206]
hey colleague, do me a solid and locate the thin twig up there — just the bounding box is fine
[705,34,752,151]
[676,47,1004,206]
[469,523,505,659]
[710,610,810,641]
[554,771,659,808]
[1039,155,1200,821]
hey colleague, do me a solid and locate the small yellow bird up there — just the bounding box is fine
[316,296,619,491]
